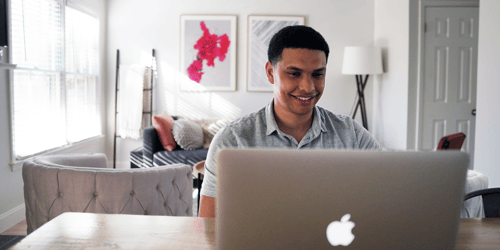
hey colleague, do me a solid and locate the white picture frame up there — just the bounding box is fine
[247,15,305,92]
[180,15,237,92]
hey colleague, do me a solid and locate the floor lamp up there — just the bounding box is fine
[341,46,383,131]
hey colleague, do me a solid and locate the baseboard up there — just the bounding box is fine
[0,204,25,234]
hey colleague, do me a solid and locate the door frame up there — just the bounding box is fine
[407,0,479,150]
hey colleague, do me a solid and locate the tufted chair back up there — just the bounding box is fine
[23,153,193,234]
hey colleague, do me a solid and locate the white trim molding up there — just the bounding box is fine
[0,203,25,234]
[0,62,16,69]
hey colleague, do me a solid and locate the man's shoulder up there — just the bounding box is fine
[317,106,350,119]
[316,106,382,149]
[223,106,267,132]
[208,106,267,149]
[316,106,354,128]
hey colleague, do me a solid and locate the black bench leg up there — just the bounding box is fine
[197,173,203,216]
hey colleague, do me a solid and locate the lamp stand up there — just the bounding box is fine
[352,74,369,130]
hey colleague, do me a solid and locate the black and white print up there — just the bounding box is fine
[247,15,305,92]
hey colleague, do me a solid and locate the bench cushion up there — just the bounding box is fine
[154,148,209,167]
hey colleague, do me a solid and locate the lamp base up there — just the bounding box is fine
[352,74,369,130]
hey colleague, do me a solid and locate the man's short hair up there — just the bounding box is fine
[267,25,330,65]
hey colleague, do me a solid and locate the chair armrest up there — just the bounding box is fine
[34,153,108,168]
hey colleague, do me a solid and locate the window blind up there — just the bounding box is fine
[10,0,100,159]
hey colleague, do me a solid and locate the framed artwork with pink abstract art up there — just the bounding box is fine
[180,15,237,91]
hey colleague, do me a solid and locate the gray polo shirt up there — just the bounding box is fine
[200,101,383,198]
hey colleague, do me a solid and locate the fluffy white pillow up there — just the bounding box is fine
[207,118,232,136]
[172,119,204,150]
[182,117,233,148]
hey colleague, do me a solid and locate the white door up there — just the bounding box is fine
[422,7,478,166]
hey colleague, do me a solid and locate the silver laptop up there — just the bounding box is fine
[216,149,468,249]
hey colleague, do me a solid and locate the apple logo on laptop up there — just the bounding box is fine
[326,213,355,246]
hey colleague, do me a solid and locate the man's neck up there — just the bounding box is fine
[273,105,314,144]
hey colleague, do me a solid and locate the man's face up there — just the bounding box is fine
[266,48,327,118]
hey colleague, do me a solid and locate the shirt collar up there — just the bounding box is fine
[265,101,279,136]
[265,100,327,136]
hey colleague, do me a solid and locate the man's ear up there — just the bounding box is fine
[265,61,274,84]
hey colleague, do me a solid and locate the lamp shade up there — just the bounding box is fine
[341,46,383,75]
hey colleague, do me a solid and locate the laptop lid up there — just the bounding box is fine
[216,149,468,250]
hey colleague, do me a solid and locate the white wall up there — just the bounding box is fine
[0,0,107,233]
[106,0,377,167]
[372,0,409,149]
[474,0,500,188]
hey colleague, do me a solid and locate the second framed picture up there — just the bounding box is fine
[247,15,305,92]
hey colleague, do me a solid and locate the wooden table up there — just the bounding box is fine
[11,213,215,250]
[456,218,500,249]
[10,213,500,249]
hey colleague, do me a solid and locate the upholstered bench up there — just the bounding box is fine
[130,146,205,190]
[130,147,143,168]
[462,170,489,218]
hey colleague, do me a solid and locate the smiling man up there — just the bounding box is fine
[199,26,382,218]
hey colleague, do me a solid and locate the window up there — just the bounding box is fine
[10,0,100,159]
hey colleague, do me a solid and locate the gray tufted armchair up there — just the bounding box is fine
[22,153,193,234]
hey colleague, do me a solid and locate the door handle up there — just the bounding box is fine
[472,109,476,116]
